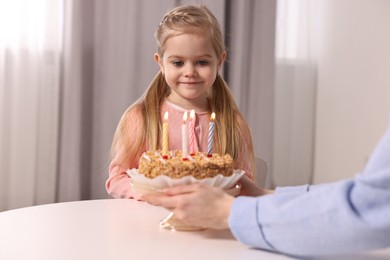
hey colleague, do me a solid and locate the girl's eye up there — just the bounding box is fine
[172,61,184,67]
[197,60,208,66]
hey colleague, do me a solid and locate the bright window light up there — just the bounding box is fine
[0,0,62,50]
[275,0,300,60]
[276,0,317,61]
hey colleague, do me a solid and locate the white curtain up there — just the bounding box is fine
[0,0,63,210]
[272,0,318,186]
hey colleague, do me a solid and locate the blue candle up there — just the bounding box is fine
[207,112,215,156]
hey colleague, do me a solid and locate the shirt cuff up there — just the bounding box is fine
[228,196,274,251]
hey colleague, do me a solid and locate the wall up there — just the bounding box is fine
[314,0,390,183]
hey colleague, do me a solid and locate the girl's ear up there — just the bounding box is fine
[154,53,164,74]
[217,51,227,71]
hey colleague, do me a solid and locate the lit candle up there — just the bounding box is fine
[162,111,169,159]
[182,111,189,160]
[207,112,215,156]
[188,109,195,155]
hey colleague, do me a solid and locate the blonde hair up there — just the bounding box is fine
[110,4,255,176]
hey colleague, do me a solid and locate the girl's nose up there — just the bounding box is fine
[184,64,197,78]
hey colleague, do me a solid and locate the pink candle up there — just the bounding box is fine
[182,111,189,160]
[207,112,215,156]
[188,110,195,155]
[162,111,169,159]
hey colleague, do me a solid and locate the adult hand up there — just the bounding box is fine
[142,183,234,229]
[238,175,274,196]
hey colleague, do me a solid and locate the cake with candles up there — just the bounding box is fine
[138,111,233,179]
[138,150,234,179]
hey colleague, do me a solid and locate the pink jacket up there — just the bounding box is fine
[106,100,253,199]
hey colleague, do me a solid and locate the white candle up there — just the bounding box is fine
[182,111,189,159]
[207,112,215,156]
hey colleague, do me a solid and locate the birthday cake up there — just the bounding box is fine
[138,150,234,179]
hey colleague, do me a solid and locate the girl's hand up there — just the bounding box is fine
[142,183,234,229]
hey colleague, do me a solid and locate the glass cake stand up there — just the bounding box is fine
[127,169,245,231]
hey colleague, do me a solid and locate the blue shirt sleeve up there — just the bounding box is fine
[229,125,390,256]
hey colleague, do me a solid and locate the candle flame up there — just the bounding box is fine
[210,112,215,121]
[190,109,195,119]
[183,111,188,123]
[164,111,168,121]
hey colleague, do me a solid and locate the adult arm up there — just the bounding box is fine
[230,125,390,256]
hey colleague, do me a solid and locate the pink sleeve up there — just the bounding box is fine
[235,115,255,180]
[105,107,144,200]
[237,150,255,180]
[105,158,141,200]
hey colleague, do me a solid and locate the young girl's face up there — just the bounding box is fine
[155,32,225,110]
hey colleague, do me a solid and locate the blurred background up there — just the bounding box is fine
[0,0,389,211]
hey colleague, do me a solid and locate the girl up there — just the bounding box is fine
[106,4,256,199]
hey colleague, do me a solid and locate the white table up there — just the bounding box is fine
[0,199,389,260]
